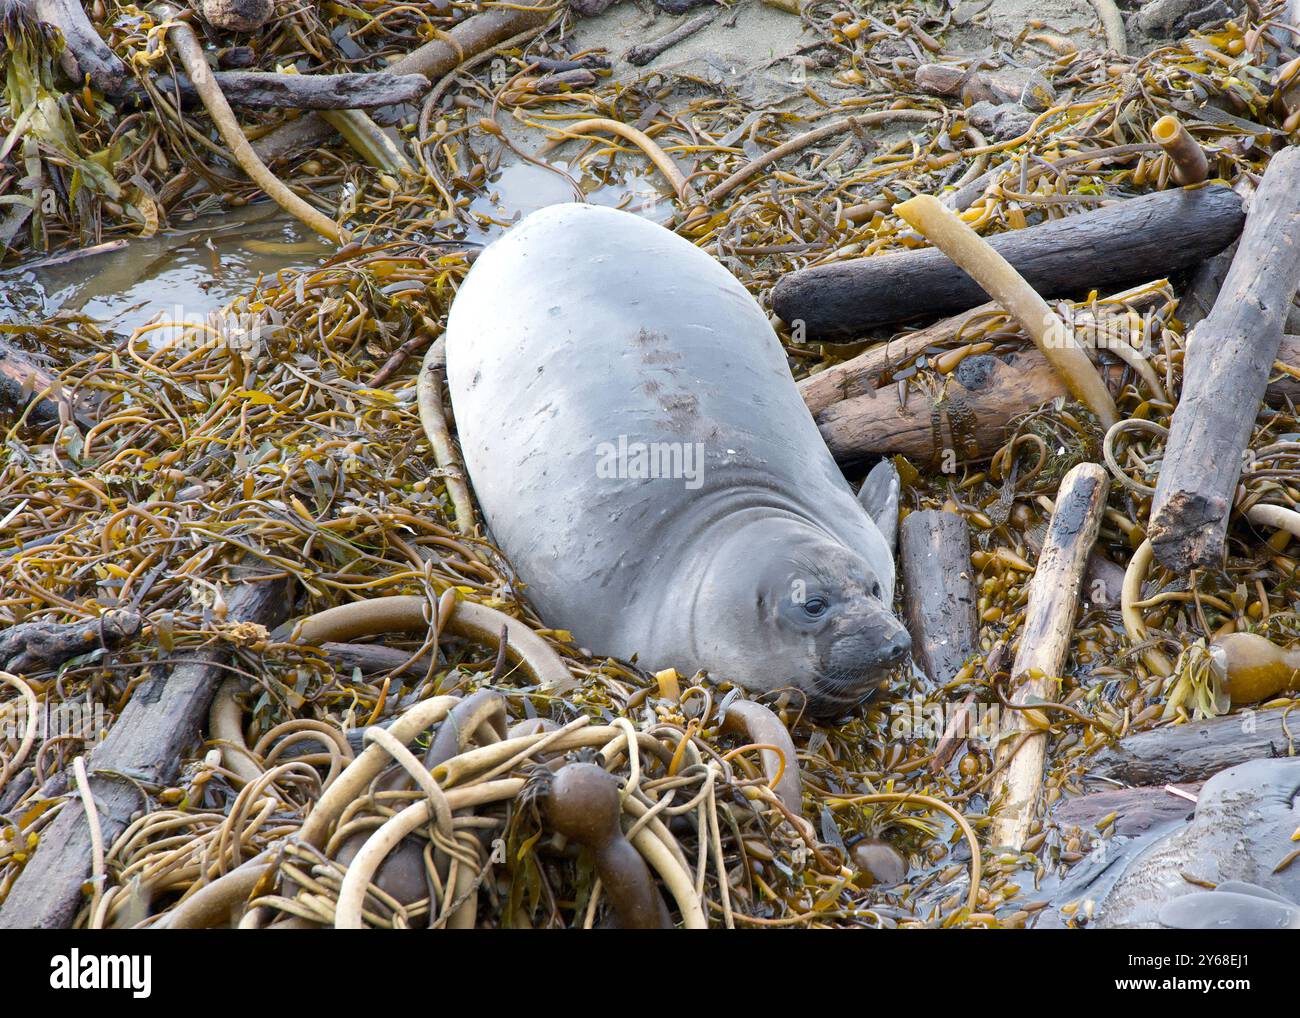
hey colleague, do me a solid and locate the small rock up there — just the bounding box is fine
[197,0,273,33]
[985,67,1056,112]
[851,839,908,887]
[966,100,1035,141]
[1135,0,1239,36]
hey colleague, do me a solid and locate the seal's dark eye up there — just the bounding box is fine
[872,582,881,598]
[803,596,829,618]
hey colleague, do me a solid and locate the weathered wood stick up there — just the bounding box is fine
[626,11,713,66]
[1181,238,1300,335]
[143,70,434,110]
[1148,146,1300,573]
[813,349,1066,465]
[989,463,1108,850]
[1087,707,1298,787]
[34,0,128,94]
[800,302,998,418]
[1024,523,1125,608]
[0,608,140,673]
[1178,182,1300,348]
[0,579,288,929]
[805,335,1300,466]
[772,185,1244,340]
[7,239,126,271]
[799,281,1172,419]
[899,510,978,685]
[251,0,553,167]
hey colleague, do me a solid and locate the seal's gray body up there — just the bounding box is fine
[447,203,901,706]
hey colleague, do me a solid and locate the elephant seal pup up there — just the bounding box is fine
[446,203,909,716]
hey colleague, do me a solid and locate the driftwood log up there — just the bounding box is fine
[898,510,977,685]
[772,185,1245,340]
[0,609,140,673]
[989,463,1108,850]
[0,579,288,929]
[797,281,1173,418]
[799,333,1300,466]
[1148,146,1300,573]
[144,70,434,110]
[626,11,713,66]
[1024,524,1125,608]
[1087,708,1298,786]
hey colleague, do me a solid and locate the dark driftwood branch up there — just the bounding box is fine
[802,334,1300,466]
[899,510,977,685]
[33,0,429,109]
[626,11,713,66]
[142,70,434,110]
[0,579,288,930]
[1148,147,1300,572]
[1087,708,1297,786]
[772,185,1245,340]
[0,609,140,673]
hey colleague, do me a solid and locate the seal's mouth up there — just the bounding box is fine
[804,669,889,719]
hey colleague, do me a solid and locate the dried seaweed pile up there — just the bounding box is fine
[0,0,1298,928]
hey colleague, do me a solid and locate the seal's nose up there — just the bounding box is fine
[880,626,912,666]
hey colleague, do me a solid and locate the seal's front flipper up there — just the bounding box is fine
[858,460,900,557]
[1159,890,1300,929]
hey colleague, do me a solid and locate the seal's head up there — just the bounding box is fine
[694,517,910,718]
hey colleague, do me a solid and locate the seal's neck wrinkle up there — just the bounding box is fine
[663,507,833,597]
[663,513,831,672]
